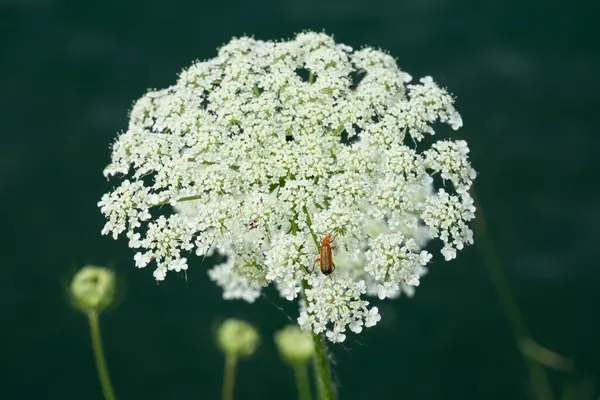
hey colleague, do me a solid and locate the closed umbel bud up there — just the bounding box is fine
[274,325,315,366]
[217,319,260,358]
[70,265,116,313]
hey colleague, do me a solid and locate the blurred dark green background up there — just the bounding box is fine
[2,0,599,399]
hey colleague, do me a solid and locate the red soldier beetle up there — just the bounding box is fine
[313,233,337,276]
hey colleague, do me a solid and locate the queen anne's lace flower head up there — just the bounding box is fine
[99,31,477,343]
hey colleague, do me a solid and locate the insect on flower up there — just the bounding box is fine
[313,234,336,276]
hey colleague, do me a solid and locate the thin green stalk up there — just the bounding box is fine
[293,363,312,400]
[87,311,117,400]
[312,333,335,400]
[222,354,237,400]
[473,196,554,400]
[301,205,335,399]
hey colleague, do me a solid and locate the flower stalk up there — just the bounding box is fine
[302,209,335,398]
[274,324,315,400]
[88,311,117,400]
[293,362,312,400]
[312,333,335,400]
[216,319,260,400]
[69,266,118,400]
[222,354,237,400]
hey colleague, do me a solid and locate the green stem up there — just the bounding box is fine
[473,196,554,400]
[312,333,335,400]
[87,311,117,400]
[222,354,237,400]
[300,206,334,399]
[293,363,313,400]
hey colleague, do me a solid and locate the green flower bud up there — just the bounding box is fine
[274,325,315,365]
[217,319,260,358]
[70,265,116,313]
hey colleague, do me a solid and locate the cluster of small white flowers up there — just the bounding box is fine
[207,256,264,303]
[424,140,476,190]
[264,232,311,301]
[422,189,476,261]
[299,274,381,343]
[99,32,477,342]
[364,233,432,299]
[99,180,152,239]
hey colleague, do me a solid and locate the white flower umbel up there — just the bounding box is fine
[99,32,477,343]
